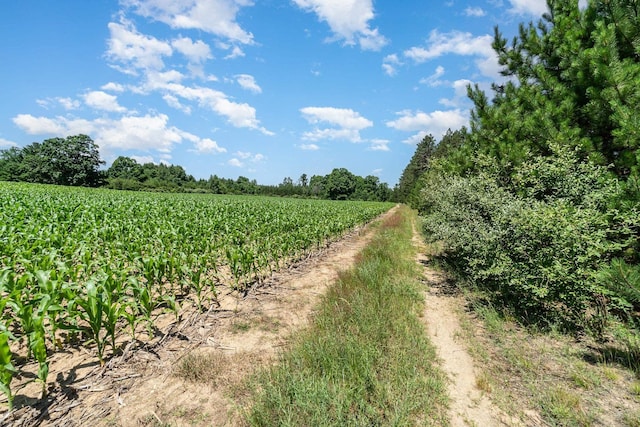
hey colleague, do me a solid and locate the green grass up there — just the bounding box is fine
[243,206,448,426]
[455,297,640,427]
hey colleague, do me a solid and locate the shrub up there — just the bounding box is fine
[418,146,629,327]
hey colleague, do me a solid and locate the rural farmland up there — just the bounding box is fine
[0,181,393,410]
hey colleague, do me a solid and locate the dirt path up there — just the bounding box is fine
[411,224,513,427]
[4,207,397,427]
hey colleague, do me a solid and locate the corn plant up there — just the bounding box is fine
[74,280,106,364]
[0,332,17,410]
[29,315,48,397]
[126,277,156,338]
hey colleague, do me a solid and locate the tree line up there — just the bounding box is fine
[0,137,393,202]
[399,0,639,338]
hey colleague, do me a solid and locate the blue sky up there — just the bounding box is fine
[0,0,553,186]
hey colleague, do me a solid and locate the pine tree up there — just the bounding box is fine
[468,0,640,179]
[397,134,435,202]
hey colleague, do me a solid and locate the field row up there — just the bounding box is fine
[0,182,393,409]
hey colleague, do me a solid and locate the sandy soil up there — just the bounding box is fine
[1,208,395,427]
[411,224,519,427]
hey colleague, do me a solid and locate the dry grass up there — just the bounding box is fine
[453,298,640,426]
[173,350,227,385]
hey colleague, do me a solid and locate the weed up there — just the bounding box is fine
[569,361,601,389]
[231,321,251,333]
[623,411,640,427]
[540,386,593,426]
[475,372,492,394]
[173,351,224,385]
[602,366,620,381]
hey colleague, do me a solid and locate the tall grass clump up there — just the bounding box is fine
[245,207,448,426]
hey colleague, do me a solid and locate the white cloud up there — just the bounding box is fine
[404,30,500,79]
[508,0,548,15]
[13,114,66,135]
[464,6,486,16]
[145,81,272,134]
[303,128,363,142]
[438,79,473,107]
[171,37,212,63]
[106,19,173,73]
[402,131,430,145]
[405,30,493,62]
[300,106,373,142]
[382,63,395,76]
[162,94,191,114]
[35,97,80,110]
[228,158,243,167]
[382,54,401,76]
[420,65,446,87]
[301,107,372,130]
[142,70,185,91]
[229,151,265,165]
[368,139,390,151]
[293,0,387,50]
[93,114,184,151]
[11,113,202,155]
[299,143,320,150]
[57,97,81,110]
[224,45,245,59]
[101,82,126,92]
[386,109,468,142]
[83,91,128,113]
[130,155,155,164]
[235,74,262,93]
[191,138,226,154]
[0,138,18,148]
[122,0,255,44]
[357,28,387,51]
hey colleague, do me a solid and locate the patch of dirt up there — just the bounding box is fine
[1,207,396,427]
[411,224,528,427]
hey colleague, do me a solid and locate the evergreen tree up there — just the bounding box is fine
[397,134,435,202]
[467,0,640,180]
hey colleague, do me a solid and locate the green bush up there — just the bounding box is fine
[418,147,633,327]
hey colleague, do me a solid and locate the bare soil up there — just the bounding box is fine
[1,208,395,427]
[411,224,530,427]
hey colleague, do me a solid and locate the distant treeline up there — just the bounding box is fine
[0,137,394,202]
[106,155,394,201]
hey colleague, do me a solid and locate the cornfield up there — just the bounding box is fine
[0,182,392,409]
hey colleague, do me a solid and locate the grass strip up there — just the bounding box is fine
[244,206,448,426]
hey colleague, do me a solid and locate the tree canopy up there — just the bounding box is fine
[0,134,104,187]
